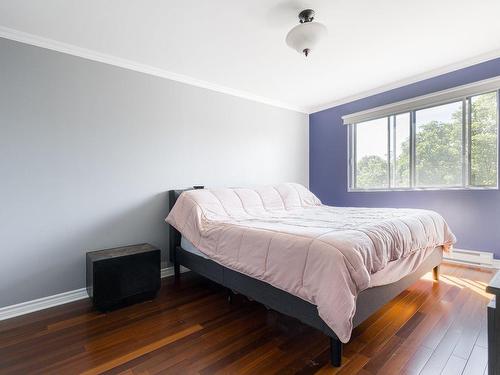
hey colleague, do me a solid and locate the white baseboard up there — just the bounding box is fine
[0,265,189,321]
[442,258,500,269]
[443,248,500,269]
[161,265,189,278]
[1,252,497,322]
[0,288,89,321]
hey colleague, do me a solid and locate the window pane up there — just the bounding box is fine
[391,113,410,188]
[415,101,463,187]
[355,118,388,189]
[470,92,498,187]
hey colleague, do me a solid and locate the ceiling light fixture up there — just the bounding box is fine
[285,9,327,57]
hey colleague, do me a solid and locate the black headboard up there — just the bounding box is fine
[167,187,204,263]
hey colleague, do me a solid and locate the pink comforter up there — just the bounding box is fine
[166,183,456,342]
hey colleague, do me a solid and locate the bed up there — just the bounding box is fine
[166,183,455,367]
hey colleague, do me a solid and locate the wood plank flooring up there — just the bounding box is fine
[0,263,494,374]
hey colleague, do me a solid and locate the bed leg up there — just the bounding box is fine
[174,261,180,279]
[433,265,440,281]
[330,337,342,367]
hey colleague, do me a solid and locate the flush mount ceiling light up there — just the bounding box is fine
[285,9,327,57]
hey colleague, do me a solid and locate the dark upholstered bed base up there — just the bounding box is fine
[168,189,442,367]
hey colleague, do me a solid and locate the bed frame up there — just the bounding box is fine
[168,188,442,367]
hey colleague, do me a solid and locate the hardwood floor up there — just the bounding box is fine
[0,263,494,374]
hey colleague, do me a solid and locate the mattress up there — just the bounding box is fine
[181,235,439,287]
[166,183,455,342]
[181,236,208,259]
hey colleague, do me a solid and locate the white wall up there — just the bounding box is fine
[0,38,308,307]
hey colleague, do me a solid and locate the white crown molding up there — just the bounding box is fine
[310,48,500,114]
[0,26,308,114]
[0,265,189,321]
[3,27,500,116]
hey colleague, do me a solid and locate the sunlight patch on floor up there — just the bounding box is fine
[442,274,492,298]
[420,271,493,299]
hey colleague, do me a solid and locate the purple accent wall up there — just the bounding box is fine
[310,58,500,257]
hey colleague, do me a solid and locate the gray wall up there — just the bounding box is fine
[0,38,308,308]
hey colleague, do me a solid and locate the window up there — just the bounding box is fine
[415,101,463,187]
[391,113,410,188]
[354,118,388,189]
[348,91,499,191]
[470,92,498,187]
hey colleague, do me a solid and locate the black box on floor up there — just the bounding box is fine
[86,243,161,311]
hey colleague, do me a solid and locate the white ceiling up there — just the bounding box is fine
[2,0,500,113]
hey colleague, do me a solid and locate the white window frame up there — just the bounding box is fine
[347,89,500,192]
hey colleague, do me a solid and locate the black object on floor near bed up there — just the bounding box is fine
[487,271,500,375]
[167,188,442,367]
[86,243,161,311]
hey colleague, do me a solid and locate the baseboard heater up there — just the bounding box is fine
[443,248,495,268]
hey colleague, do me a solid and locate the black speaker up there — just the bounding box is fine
[86,243,161,311]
